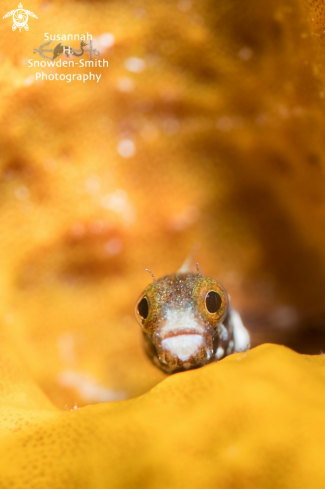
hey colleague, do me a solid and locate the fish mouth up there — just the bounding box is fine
[155,332,214,371]
[154,317,214,372]
[158,329,205,341]
[160,334,206,362]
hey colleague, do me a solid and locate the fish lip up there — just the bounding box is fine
[158,329,204,341]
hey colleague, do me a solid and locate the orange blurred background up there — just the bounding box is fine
[1,0,325,408]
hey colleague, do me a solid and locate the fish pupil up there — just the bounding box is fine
[138,297,149,319]
[206,291,222,313]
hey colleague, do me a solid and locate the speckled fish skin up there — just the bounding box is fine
[135,272,240,374]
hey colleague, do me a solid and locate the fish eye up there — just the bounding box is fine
[205,291,222,314]
[137,296,149,319]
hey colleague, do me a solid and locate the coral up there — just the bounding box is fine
[0,341,324,488]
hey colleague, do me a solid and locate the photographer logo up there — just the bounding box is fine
[3,3,38,32]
